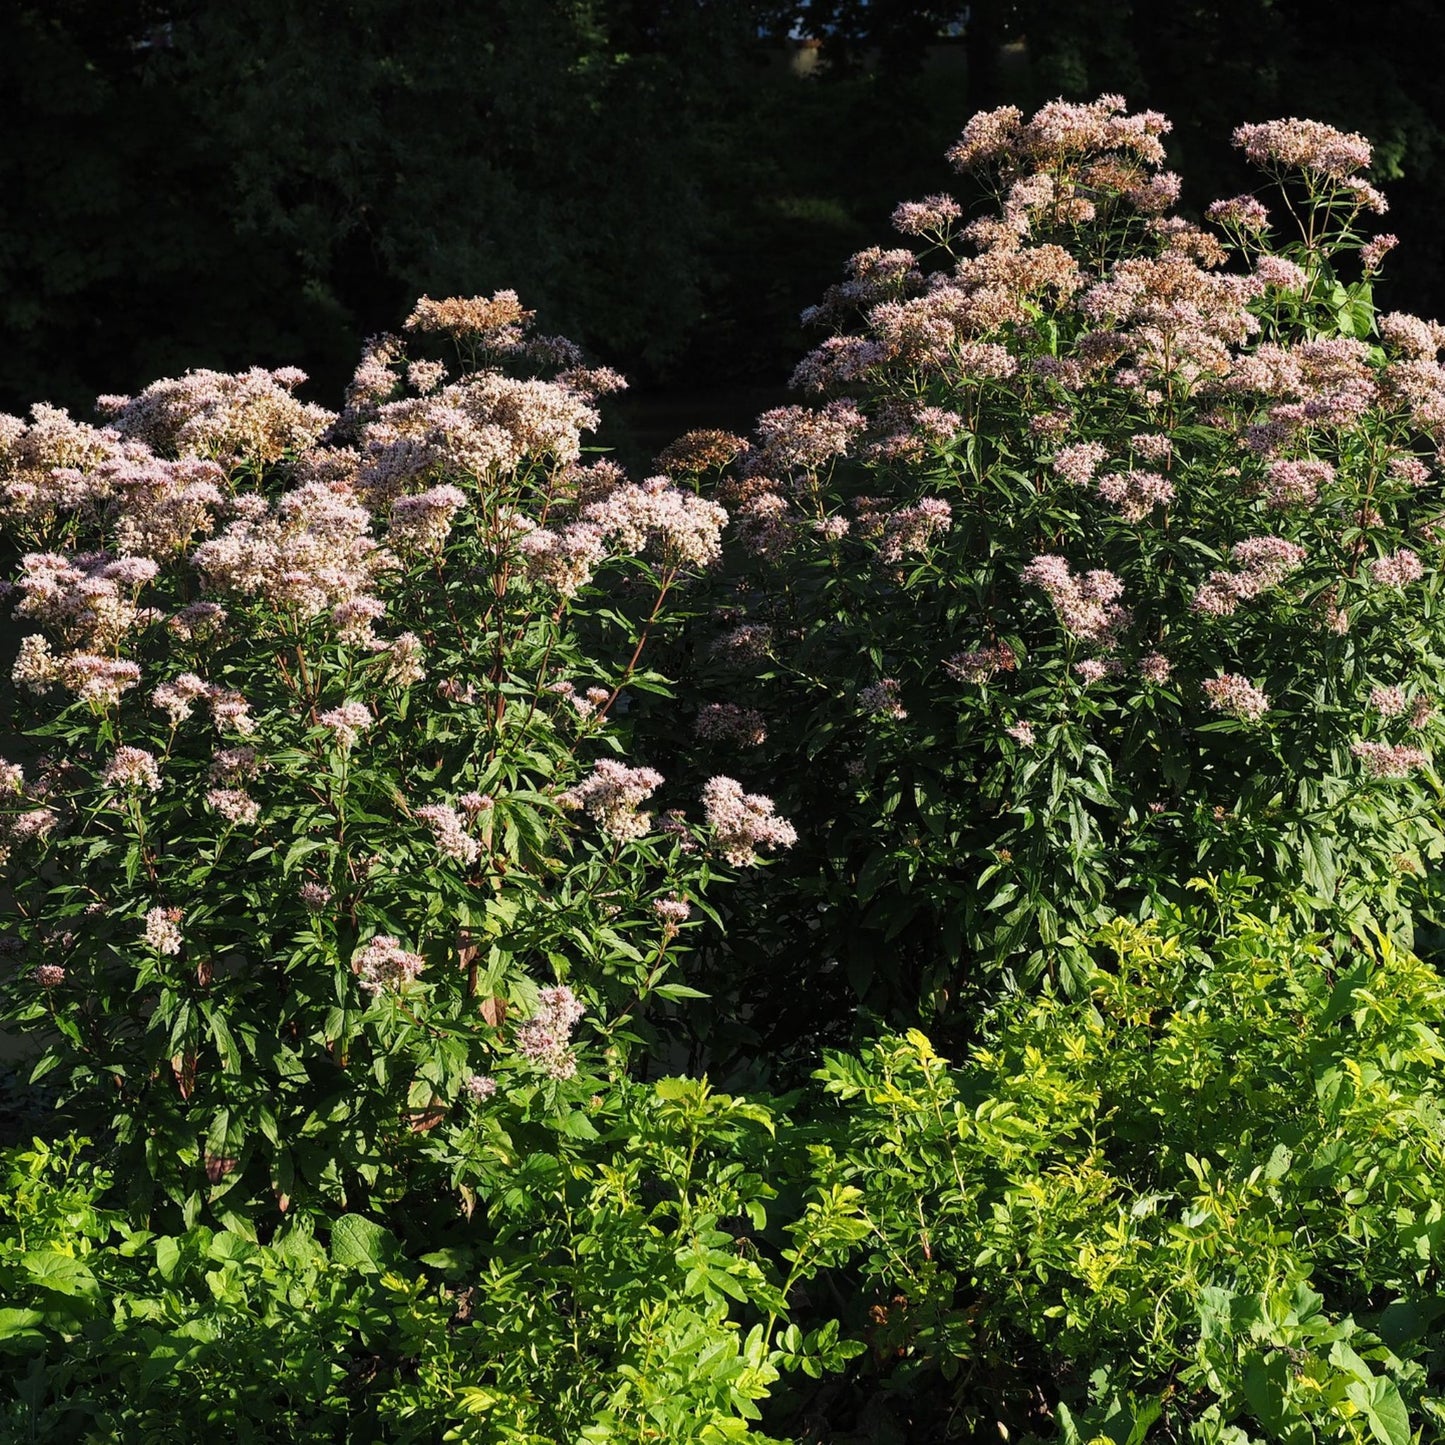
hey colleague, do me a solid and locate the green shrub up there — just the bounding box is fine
[810,894,1445,1440]
[0,1080,864,1443]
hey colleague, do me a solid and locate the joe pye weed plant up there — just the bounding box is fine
[0,292,795,1228]
[685,96,1445,1025]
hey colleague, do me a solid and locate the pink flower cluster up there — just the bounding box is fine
[518,520,610,597]
[1351,741,1429,778]
[859,679,907,718]
[947,95,1170,172]
[99,366,334,466]
[878,498,952,563]
[515,984,586,1080]
[319,701,373,748]
[388,484,467,553]
[558,760,663,843]
[701,776,797,867]
[652,896,692,937]
[1193,536,1307,615]
[1205,195,1270,230]
[1370,549,1423,587]
[695,703,767,747]
[101,747,162,793]
[753,401,866,474]
[191,481,383,623]
[207,788,260,825]
[1233,119,1377,192]
[580,477,728,570]
[1370,686,1407,718]
[1096,469,1174,522]
[892,194,963,237]
[1361,235,1399,272]
[144,907,183,955]
[415,803,481,865]
[352,936,427,994]
[12,637,142,706]
[151,674,256,734]
[1264,458,1334,509]
[1020,556,1128,643]
[1202,674,1271,721]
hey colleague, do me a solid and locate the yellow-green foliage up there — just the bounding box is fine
[813,896,1445,1441]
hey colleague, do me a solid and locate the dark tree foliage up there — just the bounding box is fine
[2,0,1444,421]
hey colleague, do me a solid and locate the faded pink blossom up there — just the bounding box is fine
[1370,685,1408,718]
[1139,652,1172,684]
[1073,659,1119,685]
[878,498,951,563]
[1370,549,1423,587]
[1360,234,1399,271]
[319,701,372,748]
[352,935,426,994]
[1202,673,1270,721]
[144,906,183,955]
[859,678,907,718]
[515,984,586,1080]
[415,803,481,865]
[652,896,692,935]
[1254,255,1308,291]
[892,194,963,237]
[558,760,663,843]
[1234,118,1373,181]
[581,477,727,569]
[695,703,767,747]
[1096,469,1174,522]
[152,673,209,724]
[1351,740,1429,778]
[1264,457,1334,508]
[701,776,797,867]
[1021,556,1128,643]
[102,747,161,793]
[1052,441,1108,485]
[1206,195,1270,230]
[206,788,260,825]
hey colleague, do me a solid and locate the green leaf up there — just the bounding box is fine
[329,1214,399,1273]
[20,1252,100,1299]
[0,1308,46,1346]
[1345,1376,1411,1445]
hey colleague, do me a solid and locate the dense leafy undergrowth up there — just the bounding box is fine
[3,98,1445,1441]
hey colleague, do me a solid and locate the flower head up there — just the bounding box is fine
[352,935,426,994]
[701,776,797,867]
[144,907,183,955]
[102,747,161,793]
[319,701,372,748]
[1203,674,1270,721]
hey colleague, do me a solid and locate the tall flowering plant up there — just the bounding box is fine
[685,98,1445,1017]
[0,295,791,1226]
